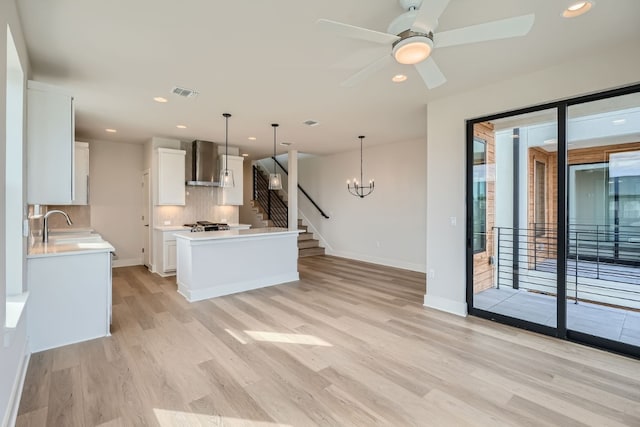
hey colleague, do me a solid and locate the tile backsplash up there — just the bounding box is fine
[28,204,91,238]
[154,186,239,226]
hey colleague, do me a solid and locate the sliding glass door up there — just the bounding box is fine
[469,109,559,331]
[467,84,640,357]
[566,92,640,349]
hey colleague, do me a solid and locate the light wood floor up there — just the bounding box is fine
[16,256,640,426]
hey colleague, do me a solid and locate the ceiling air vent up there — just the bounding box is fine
[171,86,199,98]
[303,119,319,127]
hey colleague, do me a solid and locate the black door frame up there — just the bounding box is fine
[466,83,640,358]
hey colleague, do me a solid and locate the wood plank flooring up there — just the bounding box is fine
[16,256,640,426]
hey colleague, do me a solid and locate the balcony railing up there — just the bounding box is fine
[491,224,640,309]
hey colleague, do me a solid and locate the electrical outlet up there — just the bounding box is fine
[164,220,171,225]
[428,269,435,279]
[376,241,380,248]
[450,216,457,226]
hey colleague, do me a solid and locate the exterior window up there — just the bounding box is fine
[473,137,487,252]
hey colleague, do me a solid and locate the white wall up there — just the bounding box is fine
[425,41,640,316]
[89,140,144,267]
[0,0,31,425]
[298,137,427,272]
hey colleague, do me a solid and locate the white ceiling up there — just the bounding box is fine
[15,0,640,158]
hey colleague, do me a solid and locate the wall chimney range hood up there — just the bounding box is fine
[183,140,219,186]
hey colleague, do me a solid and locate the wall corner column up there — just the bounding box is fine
[288,150,298,231]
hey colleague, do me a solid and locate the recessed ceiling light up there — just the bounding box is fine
[612,119,626,125]
[176,124,187,129]
[303,119,319,127]
[242,153,249,157]
[280,142,292,146]
[392,74,408,83]
[105,128,117,133]
[562,1,594,18]
[248,136,257,141]
[153,96,168,103]
[543,138,557,145]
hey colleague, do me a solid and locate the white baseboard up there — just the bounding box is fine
[3,340,30,427]
[156,271,176,278]
[326,249,427,273]
[177,272,300,302]
[423,294,468,317]
[112,257,142,268]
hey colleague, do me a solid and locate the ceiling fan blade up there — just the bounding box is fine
[316,19,400,45]
[411,0,451,33]
[414,57,447,89]
[341,54,392,87]
[434,14,535,48]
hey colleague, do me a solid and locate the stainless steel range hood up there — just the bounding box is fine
[182,140,219,186]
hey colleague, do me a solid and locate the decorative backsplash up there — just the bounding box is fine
[154,186,239,226]
[28,204,91,240]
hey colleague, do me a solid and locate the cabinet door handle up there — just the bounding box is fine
[86,175,90,204]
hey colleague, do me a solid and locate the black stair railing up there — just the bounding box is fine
[253,165,288,228]
[271,157,330,219]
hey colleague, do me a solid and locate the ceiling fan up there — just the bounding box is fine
[317,0,535,89]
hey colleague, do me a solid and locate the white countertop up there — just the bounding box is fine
[154,224,251,231]
[175,227,299,242]
[154,225,190,231]
[28,240,115,258]
[28,231,115,258]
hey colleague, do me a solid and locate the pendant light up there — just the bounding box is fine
[269,123,282,190]
[347,135,374,198]
[219,113,234,188]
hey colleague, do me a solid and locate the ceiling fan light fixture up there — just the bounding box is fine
[392,35,433,65]
[562,1,594,18]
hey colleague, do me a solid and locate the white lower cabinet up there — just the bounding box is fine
[154,228,186,276]
[27,250,112,352]
[164,240,177,271]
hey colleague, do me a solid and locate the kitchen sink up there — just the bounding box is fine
[48,233,104,244]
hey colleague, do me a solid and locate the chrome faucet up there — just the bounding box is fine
[43,209,73,243]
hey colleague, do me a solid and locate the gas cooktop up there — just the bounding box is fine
[184,221,230,232]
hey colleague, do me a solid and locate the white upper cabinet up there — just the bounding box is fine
[73,141,90,205]
[27,80,75,205]
[157,148,186,205]
[219,155,244,206]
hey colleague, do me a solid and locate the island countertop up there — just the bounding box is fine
[174,227,299,242]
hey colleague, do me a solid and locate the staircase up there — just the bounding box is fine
[251,166,325,258]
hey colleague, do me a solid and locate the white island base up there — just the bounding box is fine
[175,228,300,302]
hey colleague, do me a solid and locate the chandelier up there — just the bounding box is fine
[347,135,374,198]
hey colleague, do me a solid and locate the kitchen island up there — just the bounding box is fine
[175,227,300,302]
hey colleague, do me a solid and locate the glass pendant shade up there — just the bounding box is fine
[269,123,282,190]
[269,173,282,190]
[219,167,234,188]
[220,113,234,188]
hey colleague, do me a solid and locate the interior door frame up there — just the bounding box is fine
[465,83,640,358]
[142,169,151,267]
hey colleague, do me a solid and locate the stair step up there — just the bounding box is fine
[298,232,314,241]
[299,247,325,257]
[298,225,308,232]
[298,239,319,249]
